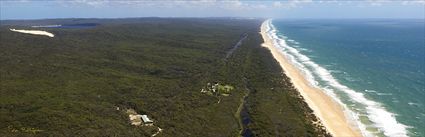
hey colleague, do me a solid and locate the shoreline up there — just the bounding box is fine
[260,20,362,137]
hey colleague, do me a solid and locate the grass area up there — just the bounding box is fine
[0,18,329,137]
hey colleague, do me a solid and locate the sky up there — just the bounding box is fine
[0,0,424,20]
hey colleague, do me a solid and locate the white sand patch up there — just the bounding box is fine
[151,127,162,137]
[10,28,54,37]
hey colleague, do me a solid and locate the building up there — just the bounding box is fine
[141,115,154,126]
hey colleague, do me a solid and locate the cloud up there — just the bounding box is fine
[3,0,425,10]
[401,0,425,5]
[273,1,284,8]
[71,0,108,7]
[51,0,247,9]
[273,0,314,8]
[366,0,388,6]
[366,0,425,6]
[34,0,313,10]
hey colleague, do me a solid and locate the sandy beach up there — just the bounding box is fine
[260,20,362,137]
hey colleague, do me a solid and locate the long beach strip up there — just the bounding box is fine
[260,20,362,137]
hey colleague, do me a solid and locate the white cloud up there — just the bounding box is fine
[50,0,310,10]
[366,0,391,6]
[401,0,425,5]
[272,0,313,9]
[365,0,425,6]
[54,0,261,10]
[69,0,109,7]
[273,1,284,8]
[4,0,425,10]
[219,1,244,10]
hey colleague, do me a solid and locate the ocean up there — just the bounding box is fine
[266,19,424,137]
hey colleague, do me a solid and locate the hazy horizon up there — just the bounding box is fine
[2,17,425,21]
[1,0,424,20]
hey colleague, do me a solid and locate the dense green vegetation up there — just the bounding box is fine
[0,18,329,136]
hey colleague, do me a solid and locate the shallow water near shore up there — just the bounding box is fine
[269,19,424,137]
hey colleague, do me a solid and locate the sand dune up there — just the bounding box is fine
[10,29,54,37]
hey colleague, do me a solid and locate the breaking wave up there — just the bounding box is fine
[264,19,409,137]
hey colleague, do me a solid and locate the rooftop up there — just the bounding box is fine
[141,115,153,123]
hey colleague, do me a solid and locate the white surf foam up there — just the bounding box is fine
[265,19,409,137]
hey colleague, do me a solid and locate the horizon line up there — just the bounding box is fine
[1,16,424,21]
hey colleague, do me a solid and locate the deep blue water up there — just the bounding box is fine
[269,19,424,137]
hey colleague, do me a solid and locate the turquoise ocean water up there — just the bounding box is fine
[265,19,424,137]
